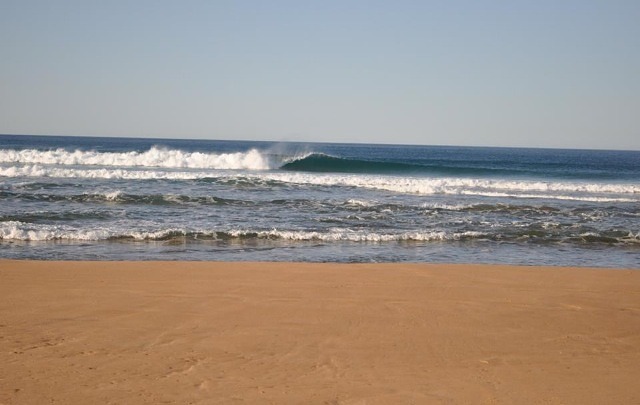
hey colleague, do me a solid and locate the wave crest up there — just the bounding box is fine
[0,221,485,242]
[3,222,638,245]
[280,153,422,173]
[0,147,271,170]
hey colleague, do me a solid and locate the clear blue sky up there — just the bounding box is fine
[1,0,639,149]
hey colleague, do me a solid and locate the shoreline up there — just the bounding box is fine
[2,260,639,403]
[2,257,637,269]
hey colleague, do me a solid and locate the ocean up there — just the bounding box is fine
[0,134,638,267]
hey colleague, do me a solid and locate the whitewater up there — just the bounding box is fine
[1,134,639,267]
[0,146,273,170]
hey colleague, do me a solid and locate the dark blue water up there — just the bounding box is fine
[1,134,638,267]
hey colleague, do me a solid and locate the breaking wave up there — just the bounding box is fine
[0,222,485,242]
[2,221,638,246]
[0,147,271,170]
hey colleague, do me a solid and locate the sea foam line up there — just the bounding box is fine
[0,221,485,242]
[3,222,638,244]
[263,173,639,200]
[1,165,638,201]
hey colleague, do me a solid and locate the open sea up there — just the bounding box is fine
[0,134,638,267]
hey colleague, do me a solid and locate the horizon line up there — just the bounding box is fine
[1,132,638,153]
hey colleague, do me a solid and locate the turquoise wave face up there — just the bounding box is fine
[280,153,425,174]
[278,150,640,180]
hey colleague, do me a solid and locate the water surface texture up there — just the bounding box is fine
[1,134,638,267]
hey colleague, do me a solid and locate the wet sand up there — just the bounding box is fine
[1,260,639,404]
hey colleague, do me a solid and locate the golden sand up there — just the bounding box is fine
[1,261,639,404]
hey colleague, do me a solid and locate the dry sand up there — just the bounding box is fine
[1,260,639,404]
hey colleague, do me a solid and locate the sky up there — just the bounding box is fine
[1,0,639,150]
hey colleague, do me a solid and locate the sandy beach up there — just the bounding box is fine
[1,260,639,404]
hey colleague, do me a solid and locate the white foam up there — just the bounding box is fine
[0,221,485,243]
[103,190,123,201]
[0,221,111,241]
[0,165,205,180]
[420,202,469,210]
[622,232,640,243]
[345,199,375,207]
[228,228,485,242]
[1,164,638,202]
[0,147,271,170]
[458,190,636,203]
[0,221,190,241]
[258,173,639,201]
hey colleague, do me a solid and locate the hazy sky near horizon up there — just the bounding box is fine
[1,1,639,150]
